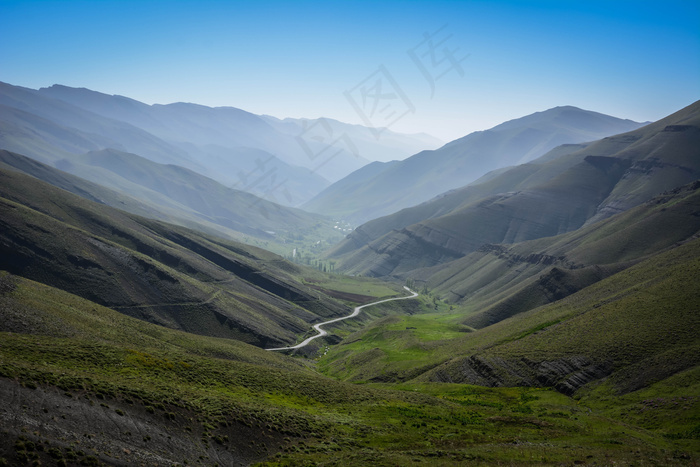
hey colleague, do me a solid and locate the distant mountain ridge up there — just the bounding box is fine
[261,115,442,163]
[0,148,340,255]
[0,81,441,208]
[328,100,700,278]
[36,84,441,184]
[304,106,647,223]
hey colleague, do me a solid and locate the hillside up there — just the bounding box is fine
[407,182,700,329]
[3,272,696,465]
[304,106,646,224]
[419,233,700,393]
[328,100,700,278]
[0,149,341,254]
[317,221,700,440]
[0,165,404,348]
[4,169,695,465]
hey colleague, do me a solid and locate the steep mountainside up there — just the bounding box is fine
[417,233,700,394]
[409,180,700,327]
[0,166,371,348]
[329,101,700,277]
[298,160,401,222]
[304,106,646,223]
[0,149,340,251]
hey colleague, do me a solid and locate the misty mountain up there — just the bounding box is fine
[0,147,337,251]
[327,100,700,277]
[304,106,647,224]
[37,84,440,185]
[261,115,442,163]
[0,82,199,169]
[0,81,441,208]
[167,142,330,207]
[0,82,330,206]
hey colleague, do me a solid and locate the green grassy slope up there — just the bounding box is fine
[1,273,696,466]
[321,182,700,393]
[0,166,383,348]
[329,100,700,278]
[314,236,700,463]
[407,180,700,328]
[418,233,700,396]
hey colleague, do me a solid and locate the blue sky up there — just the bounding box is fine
[1,0,699,141]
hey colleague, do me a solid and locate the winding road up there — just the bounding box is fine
[266,286,418,351]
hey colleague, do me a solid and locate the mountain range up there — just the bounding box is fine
[0,82,698,465]
[0,164,403,349]
[328,100,700,278]
[304,105,647,224]
[0,81,441,206]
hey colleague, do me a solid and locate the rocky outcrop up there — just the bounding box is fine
[425,355,613,396]
[477,243,579,269]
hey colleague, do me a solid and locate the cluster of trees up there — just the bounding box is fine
[285,251,338,273]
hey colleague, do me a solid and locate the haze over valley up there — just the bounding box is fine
[1,1,699,465]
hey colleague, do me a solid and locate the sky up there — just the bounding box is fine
[1,0,699,142]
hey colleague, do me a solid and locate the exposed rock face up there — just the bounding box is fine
[425,355,613,396]
[477,243,578,268]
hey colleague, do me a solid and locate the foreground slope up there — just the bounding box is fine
[1,273,696,466]
[0,166,366,348]
[329,100,700,277]
[305,106,646,223]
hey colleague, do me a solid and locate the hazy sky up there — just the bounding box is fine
[2,0,699,142]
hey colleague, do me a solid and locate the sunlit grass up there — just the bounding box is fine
[1,273,697,465]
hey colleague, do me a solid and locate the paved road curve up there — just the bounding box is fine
[266,286,418,351]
